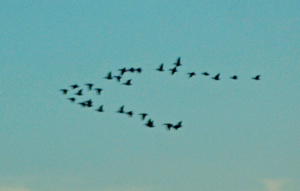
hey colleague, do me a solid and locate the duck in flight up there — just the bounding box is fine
[127,68,135,73]
[85,99,93,107]
[212,73,220,80]
[104,72,113,80]
[188,72,196,78]
[114,76,122,82]
[95,88,102,95]
[78,102,87,107]
[70,84,79,89]
[230,75,238,80]
[119,68,127,76]
[117,106,125,113]
[173,121,182,130]
[135,68,142,73]
[169,67,178,75]
[252,75,260,80]
[75,89,83,96]
[67,97,76,103]
[156,64,164,72]
[85,83,94,91]
[164,123,173,131]
[96,105,104,112]
[139,113,148,120]
[126,111,133,117]
[202,72,209,76]
[174,57,181,67]
[60,89,68,95]
[123,79,132,86]
[145,119,154,128]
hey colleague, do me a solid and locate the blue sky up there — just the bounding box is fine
[1,0,300,191]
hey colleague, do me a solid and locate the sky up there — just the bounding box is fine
[1,0,300,191]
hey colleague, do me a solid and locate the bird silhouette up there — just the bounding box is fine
[104,72,113,80]
[70,84,79,89]
[139,113,148,120]
[156,64,164,72]
[67,97,76,103]
[114,76,122,82]
[75,89,83,96]
[145,119,154,128]
[126,111,133,117]
[202,72,210,76]
[169,67,178,75]
[173,121,182,130]
[85,99,93,107]
[136,68,142,73]
[119,68,127,76]
[117,106,125,113]
[78,102,87,107]
[212,73,220,80]
[174,57,181,67]
[127,68,135,73]
[164,123,173,131]
[252,75,260,80]
[60,89,68,95]
[188,72,196,78]
[96,105,104,112]
[230,75,238,80]
[95,88,102,95]
[123,79,132,86]
[85,83,94,90]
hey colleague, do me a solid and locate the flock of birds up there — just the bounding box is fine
[60,57,261,131]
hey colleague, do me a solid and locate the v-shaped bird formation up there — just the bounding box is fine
[59,57,261,131]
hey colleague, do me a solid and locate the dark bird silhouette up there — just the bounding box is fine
[85,83,94,91]
[67,97,76,103]
[252,75,260,80]
[85,99,93,107]
[104,72,113,80]
[202,72,210,76]
[95,88,102,95]
[75,89,83,96]
[117,106,125,113]
[126,111,133,117]
[173,121,182,130]
[70,84,79,89]
[212,73,220,80]
[156,64,164,72]
[174,57,181,67]
[78,102,87,107]
[145,119,154,128]
[123,79,132,86]
[135,68,142,73]
[164,123,173,131]
[119,68,127,76]
[60,89,68,95]
[188,72,196,78]
[96,105,104,112]
[127,68,135,73]
[139,113,148,120]
[169,67,178,75]
[114,76,122,82]
[230,75,238,80]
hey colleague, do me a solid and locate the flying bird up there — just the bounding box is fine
[96,105,104,112]
[85,99,93,107]
[188,72,196,78]
[212,73,220,80]
[127,68,135,73]
[75,89,83,96]
[78,102,87,107]
[117,106,125,113]
[85,83,94,91]
[114,76,122,82]
[119,68,127,76]
[123,79,132,86]
[156,64,164,72]
[95,88,102,95]
[126,111,133,117]
[104,72,113,80]
[202,72,210,76]
[135,68,142,73]
[174,57,181,67]
[67,97,76,103]
[169,67,178,75]
[164,123,173,131]
[139,113,148,120]
[145,119,154,128]
[230,75,238,80]
[173,121,182,130]
[252,75,260,80]
[60,89,68,95]
[70,84,79,89]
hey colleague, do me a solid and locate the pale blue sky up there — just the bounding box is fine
[1,1,300,191]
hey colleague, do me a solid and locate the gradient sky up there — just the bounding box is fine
[1,1,300,191]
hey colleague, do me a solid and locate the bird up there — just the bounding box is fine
[75,89,83,96]
[212,73,220,80]
[230,75,238,80]
[145,119,154,128]
[252,75,260,80]
[164,123,173,131]
[104,72,113,80]
[60,89,68,95]
[119,68,127,76]
[70,84,79,89]
[188,72,196,78]
[127,68,135,73]
[202,72,210,76]
[169,67,178,75]
[156,64,164,72]
[96,105,104,112]
[114,76,122,82]
[123,79,132,86]
[78,102,87,107]
[174,57,181,67]
[135,68,142,73]
[126,111,133,117]
[95,88,102,95]
[117,106,125,113]
[85,99,93,107]
[85,83,94,91]
[67,97,76,103]
[173,121,182,130]
[139,113,148,120]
